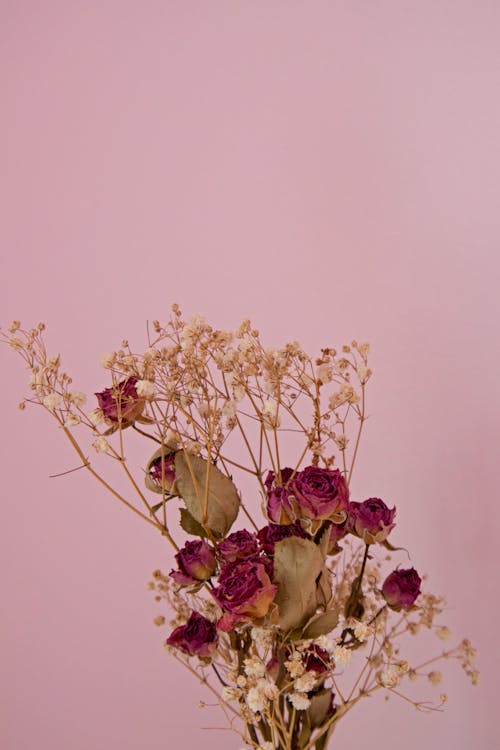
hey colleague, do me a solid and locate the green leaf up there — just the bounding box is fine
[273,537,325,632]
[179,508,209,538]
[174,451,240,538]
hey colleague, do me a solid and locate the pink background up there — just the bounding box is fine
[1,2,498,748]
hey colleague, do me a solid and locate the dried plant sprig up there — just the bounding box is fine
[2,307,477,750]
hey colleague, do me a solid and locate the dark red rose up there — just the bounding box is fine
[166,611,218,658]
[217,529,259,563]
[290,466,349,522]
[303,644,331,675]
[257,521,308,555]
[169,539,216,585]
[348,498,396,544]
[326,518,349,554]
[95,376,144,425]
[382,567,421,611]
[212,560,277,631]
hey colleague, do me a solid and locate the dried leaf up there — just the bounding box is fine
[273,537,325,632]
[174,452,240,538]
[308,689,333,728]
[179,508,208,538]
[302,608,339,639]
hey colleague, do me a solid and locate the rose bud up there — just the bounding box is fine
[290,467,349,523]
[257,521,308,556]
[217,529,260,563]
[169,539,217,586]
[348,498,396,544]
[303,644,331,675]
[382,568,422,611]
[166,611,218,658]
[327,518,349,554]
[265,468,297,525]
[146,451,176,494]
[95,376,144,428]
[212,560,277,632]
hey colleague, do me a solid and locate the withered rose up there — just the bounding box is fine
[382,567,421,611]
[148,452,176,493]
[348,498,396,544]
[290,466,349,522]
[217,529,259,563]
[95,376,144,426]
[169,539,216,585]
[166,611,218,658]
[265,468,296,525]
[257,521,308,556]
[212,559,277,631]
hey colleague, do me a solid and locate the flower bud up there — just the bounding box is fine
[170,540,217,586]
[382,567,421,611]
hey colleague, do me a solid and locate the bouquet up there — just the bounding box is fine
[2,307,477,750]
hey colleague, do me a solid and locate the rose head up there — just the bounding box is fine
[148,452,176,493]
[290,466,349,522]
[257,521,308,556]
[166,611,218,658]
[382,567,422,611]
[169,539,216,585]
[265,468,296,525]
[212,559,277,631]
[95,376,144,426]
[348,498,396,544]
[217,529,259,563]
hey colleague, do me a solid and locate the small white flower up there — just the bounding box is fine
[93,437,109,454]
[353,622,371,642]
[250,626,273,651]
[315,635,335,655]
[64,414,80,427]
[295,671,318,693]
[261,400,280,429]
[256,678,278,701]
[246,686,267,714]
[436,626,451,641]
[316,363,333,384]
[288,692,311,711]
[100,352,115,369]
[222,686,240,702]
[69,391,87,408]
[285,658,305,679]
[136,379,155,399]
[243,656,266,679]
[43,393,62,411]
[333,645,351,667]
[380,666,399,688]
[88,408,104,427]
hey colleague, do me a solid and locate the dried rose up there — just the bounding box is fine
[348,498,396,544]
[257,521,308,555]
[95,376,144,427]
[166,611,218,658]
[265,468,296,525]
[382,567,421,611]
[217,529,259,563]
[212,560,277,631]
[169,539,216,585]
[290,466,349,522]
[303,644,331,675]
[147,451,176,494]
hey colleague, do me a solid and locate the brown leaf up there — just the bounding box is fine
[302,608,339,639]
[273,537,325,632]
[174,452,240,538]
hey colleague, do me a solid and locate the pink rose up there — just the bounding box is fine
[166,611,218,658]
[290,466,349,522]
[169,539,216,585]
[217,529,259,563]
[382,568,421,611]
[212,560,277,631]
[348,498,396,544]
[95,376,144,426]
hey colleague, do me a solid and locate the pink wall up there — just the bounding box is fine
[1,2,497,748]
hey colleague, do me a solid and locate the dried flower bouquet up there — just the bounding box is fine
[2,307,477,750]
